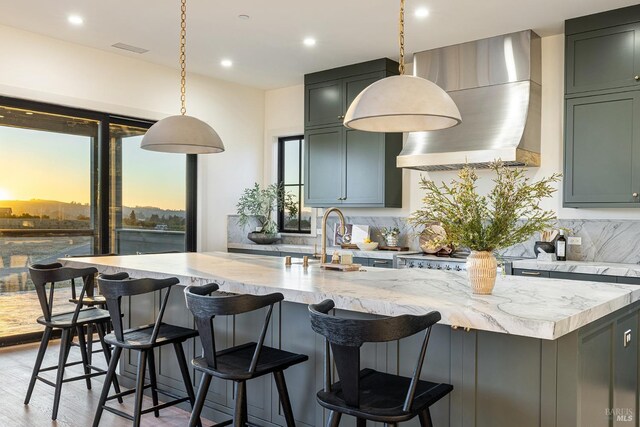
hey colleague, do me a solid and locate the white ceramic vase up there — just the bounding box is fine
[466,251,497,295]
[385,236,399,247]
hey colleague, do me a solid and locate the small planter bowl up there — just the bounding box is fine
[247,232,281,245]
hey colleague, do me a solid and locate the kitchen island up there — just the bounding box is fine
[62,252,640,427]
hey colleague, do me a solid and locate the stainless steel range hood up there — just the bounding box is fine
[397,30,541,171]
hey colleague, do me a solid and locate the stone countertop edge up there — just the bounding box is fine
[60,252,640,341]
[226,242,417,260]
[512,259,640,278]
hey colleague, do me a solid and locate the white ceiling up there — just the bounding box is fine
[0,0,637,89]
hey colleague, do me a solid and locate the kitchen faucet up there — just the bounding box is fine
[321,207,345,264]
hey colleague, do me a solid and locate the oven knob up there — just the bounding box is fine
[436,265,442,270]
[455,265,461,271]
[426,264,433,269]
[408,262,414,268]
[445,265,451,270]
[418,264,424,268]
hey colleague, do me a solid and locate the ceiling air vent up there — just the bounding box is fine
[111,43,149,54]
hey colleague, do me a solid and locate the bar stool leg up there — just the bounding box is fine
[326,410,341,427]
[76,325,92,389]
[93,346,122,427]
[24,326,52,404]
[146,350,160,417]
[174,341,201,426]
[52,328,74,420]
[233,381,247,426]
[274,370,296,426]
[95,323,123,403]
[356,418,366,427]
[188,374,212,427]
[418,409,433,427]
[132,350,147,427]
[86,323,94,365]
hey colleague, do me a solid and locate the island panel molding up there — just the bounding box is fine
[62,252,640,340]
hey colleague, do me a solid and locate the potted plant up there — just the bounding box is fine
[236,183,288,245]
[409,163,560,294]
[380,227,401,247]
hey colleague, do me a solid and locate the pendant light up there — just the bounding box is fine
[141,0,225,154]
[343,0,462,132]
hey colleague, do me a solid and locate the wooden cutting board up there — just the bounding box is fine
[320,263,362,271]
[379,245,410,251]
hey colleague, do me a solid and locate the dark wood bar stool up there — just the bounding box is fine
[308,299,453,427]
[24,262,122,421]
[185,283,309,427]
[93,273,199,427]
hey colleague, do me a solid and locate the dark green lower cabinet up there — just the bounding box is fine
[564,91,640,207]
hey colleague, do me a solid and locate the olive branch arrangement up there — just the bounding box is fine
[409,163,561,252]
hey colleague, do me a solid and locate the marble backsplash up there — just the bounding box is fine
[227,215,640,264]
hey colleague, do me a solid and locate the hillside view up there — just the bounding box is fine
[0,199,186,231]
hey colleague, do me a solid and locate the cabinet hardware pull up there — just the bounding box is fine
[635,75,640,81]
[337,115,345,119]
[634,193,638,198]
[521,271,541,276]
[373,260,389,264]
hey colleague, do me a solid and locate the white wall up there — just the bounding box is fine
[0,24,265,251]
[264,34,640,221]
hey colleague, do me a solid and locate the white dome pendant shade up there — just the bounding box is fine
[141,0,224,155]
[141,115,224,154]
[343,75,461,132]
[343,0,461,133]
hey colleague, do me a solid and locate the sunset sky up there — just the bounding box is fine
[0,126,185,210]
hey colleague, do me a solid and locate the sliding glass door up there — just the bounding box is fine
[0,98,194,345]
[0,104,99,341]
[109,122,187,254]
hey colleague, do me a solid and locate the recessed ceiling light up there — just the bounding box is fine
[303,37,316,47]
[238,14,250,20]
[0,115,4,119]
[415,7,429,18]
[68,14,84,26]
[221,59,233,68]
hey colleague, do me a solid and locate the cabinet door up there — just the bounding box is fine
[305,80,343,128]
[304,127,344,207]
[344,129,385,204]
[564,91,640,206]
[613,311,638,425]
[343,72,384,112]
[566,24,640,94]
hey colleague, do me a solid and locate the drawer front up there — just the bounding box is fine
[549,271,617,283]
[370,258,394,269]
[617,276,640,285]
[513,268,550,278]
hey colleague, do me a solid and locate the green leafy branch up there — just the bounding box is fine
[408,162,561,252]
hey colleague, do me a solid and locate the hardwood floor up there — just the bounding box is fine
[0,340,212,426]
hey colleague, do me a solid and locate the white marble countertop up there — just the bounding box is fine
[512,259,640,278]
[61,252,640,341]
[227,242,416,260]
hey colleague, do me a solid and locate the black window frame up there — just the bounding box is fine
[0,95,198,346]
[277,135,309,234]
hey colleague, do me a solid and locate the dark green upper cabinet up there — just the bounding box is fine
[305,80,343,128]
[564,92,640,206]
[566,24,640,94]
[564,5,640,208]
[303,59,403,208]
[304,71,386,129]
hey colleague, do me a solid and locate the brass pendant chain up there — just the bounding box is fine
[179,0,187,115]
[398,0,405,75]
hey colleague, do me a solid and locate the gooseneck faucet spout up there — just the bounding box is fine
[321,207,346,264]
